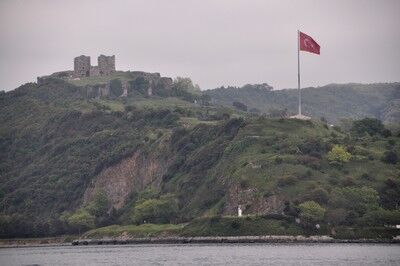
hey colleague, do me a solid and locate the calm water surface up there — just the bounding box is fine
[0,243,399,266]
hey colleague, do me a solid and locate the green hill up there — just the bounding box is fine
[0,74,399,239]
[205,83,400,124]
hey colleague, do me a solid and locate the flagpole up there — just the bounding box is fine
[297,30,301,116]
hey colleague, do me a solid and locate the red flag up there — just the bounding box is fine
[299,31,320,55]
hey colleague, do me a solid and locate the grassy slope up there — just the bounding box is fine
[0,78,399,238]
[0,80,238,221]
[83,223,185,238]
[83,216,400,240]
[167,116,399,217]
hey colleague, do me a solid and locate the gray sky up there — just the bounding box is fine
[1,0,399,91]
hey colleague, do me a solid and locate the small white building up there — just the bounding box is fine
[238,205,243,217]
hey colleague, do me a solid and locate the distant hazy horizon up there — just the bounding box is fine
[1,0,399,91]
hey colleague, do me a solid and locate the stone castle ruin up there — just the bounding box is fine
[37,55,173,99]
[74,55,115,78]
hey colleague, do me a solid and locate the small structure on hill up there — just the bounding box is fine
[37,55,173,99]
[238,205,243,217]
[289,114,311,120]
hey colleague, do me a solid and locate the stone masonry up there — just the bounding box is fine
[98,55,115,76]
[74,55,91,77]
[73,54,115,78]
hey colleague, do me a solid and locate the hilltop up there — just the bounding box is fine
[205,83,400,124]
[0,71,399,239]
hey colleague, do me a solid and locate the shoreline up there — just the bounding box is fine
[71,235,400,245]
[1,235,399,248]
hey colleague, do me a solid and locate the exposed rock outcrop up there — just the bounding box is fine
[83,136,173,210]
[223,184,285,215]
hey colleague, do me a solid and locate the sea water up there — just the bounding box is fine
[0,243,399,266]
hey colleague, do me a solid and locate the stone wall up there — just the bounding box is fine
[98,55,115,76]
[89,66,100,76]
[73,55,115,77]
[74,55,91,77]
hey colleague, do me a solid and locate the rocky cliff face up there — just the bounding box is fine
[83,135,174,210]
[223,184,285,216]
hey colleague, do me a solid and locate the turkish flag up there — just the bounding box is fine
[299,31,320,55]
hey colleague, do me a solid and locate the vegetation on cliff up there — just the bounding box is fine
[0,75,399,238]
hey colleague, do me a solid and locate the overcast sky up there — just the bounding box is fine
[0,0,399,91]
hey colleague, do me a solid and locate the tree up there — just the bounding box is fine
[172,77,201,95]
[132,194,178,224]
[268,108,287,118]
[249,108,261,113]
[67,209,95,235]
[129,77,150,95]
[326,208,348,226]
[305,187,329,205]
[170,77,201,102]
[351,118,385,136]
[379,178,400,210]
[86,190,110,217]
[359,209,400,226]
[327,145,351,164]
[381,129,392,138]
[200,94,211,106]
[232,101,248,111]
[330,186,379,217]
[110,79,123,97]
[381,150,398,164]
[298,201,326,226]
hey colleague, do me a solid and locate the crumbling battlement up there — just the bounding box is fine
[37,55,174,99]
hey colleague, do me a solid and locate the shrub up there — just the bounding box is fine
[358,209,400,226]
[306,187,329,204]
[232,101,248,112]
[268,108,288,118]
[326,208,348,226]
[172,77,201,96]
[275,157,283,164]
[109,79,123,97]
[360,173,374,181]
[330,187,379,217]
[277,176,296,187]
[86,190,110,218]
[298,201,326,226]
[382,129,392,138]
[300,169,313,179]
[132,194,178,224]
[129,77,150,95]
[379,178,400,210]
[124,105,136,112]
[239,179,250,188]
[297,155,321,169]
[230,220,241,229]
[298,138,323,155]
[327,145,351,164]
[67,209,95,234]
[342,176,356,187]
[351,118,385,136]
[283,201,299,217]
[381,150,398,164]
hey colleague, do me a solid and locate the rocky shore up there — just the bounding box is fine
[72,235,400,245]
[0,237,71,248]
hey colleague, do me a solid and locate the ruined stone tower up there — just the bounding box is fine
[98,55,115,76]
[74,55,91,77]
[73,55,115,78]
